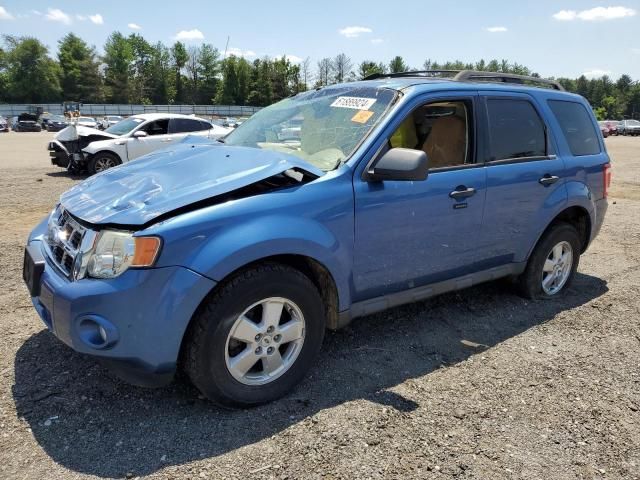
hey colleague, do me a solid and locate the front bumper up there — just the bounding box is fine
[25,236,216,387]
[48,140,72,168]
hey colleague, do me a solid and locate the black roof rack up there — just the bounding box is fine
[364,69,565,91]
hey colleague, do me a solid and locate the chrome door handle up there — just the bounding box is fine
[449,186,476,199]
[161,137,173,142]
[539,175,559,186]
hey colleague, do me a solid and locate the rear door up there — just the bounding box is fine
[168,117,212,139]
[480,92,567,265]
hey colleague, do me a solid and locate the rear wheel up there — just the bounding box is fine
[184,263,325,407]
[88,152,121,175]
[518,223,581,299]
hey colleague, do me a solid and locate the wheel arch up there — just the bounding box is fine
[177,254,341,373]
[531,205,592,259]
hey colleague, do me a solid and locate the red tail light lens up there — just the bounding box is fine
[603,163,612,199]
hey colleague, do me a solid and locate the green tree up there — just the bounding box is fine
[216,55,239,104]
[103,32,134,103]
[171,41,189,104]
[247,58,273,106]
[197,44,221,104]
[389,56,408,73]
[147,42,175,104]
[127,34,154,103]
[358,60,384,79]
[2,35,61,102]
[57,33,102,102]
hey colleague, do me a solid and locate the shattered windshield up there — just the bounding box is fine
[105,117,144,136]
[223,86,397,171]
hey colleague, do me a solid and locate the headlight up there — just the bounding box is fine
[86,230,161,279]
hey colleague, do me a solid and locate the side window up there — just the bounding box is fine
[169,118,209,134]
[547,100,600,156]
[388,100,471,169]
[142,119,169,136]
[486,99,546,161]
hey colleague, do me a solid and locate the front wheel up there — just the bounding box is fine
[518,223,581,299]
[88,152,121,175]
[184,264,325,407]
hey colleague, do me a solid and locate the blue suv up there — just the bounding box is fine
[23,71,610,406]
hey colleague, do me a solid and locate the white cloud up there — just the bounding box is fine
[173,29,204,41]
[128,23,142,30]
[486,26,508,32]
[371,38,384,44]
[281,54,302,63]
[76,14,86,21]
[553,6,636,21]
[339,26,373,38]
[45,8,72,25]
[0,6,15,20]
[226,47,257,58]
[582,69,613,78]
[89,14,103,25]
[553,10,577,21]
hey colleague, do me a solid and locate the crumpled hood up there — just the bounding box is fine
[60,142,324,226]
[54,124,118,142]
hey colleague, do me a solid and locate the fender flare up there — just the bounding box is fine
[183,216,353,310]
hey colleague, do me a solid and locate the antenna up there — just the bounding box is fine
[223,36,230,58]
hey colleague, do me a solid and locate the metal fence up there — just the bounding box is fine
[0,104,262,118]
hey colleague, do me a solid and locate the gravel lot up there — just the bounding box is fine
[0,132,639,480]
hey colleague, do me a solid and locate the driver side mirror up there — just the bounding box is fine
[133,130,148,139]
[366,148,429,182]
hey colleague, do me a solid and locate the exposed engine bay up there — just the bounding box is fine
[48,125,116,171]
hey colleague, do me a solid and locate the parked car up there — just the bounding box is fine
[14,113,42,132]
[48,113,232,174]
[604,120,618,136]
[0,116,8,132]
[618,119,640,136]
[24,71,610,407]
[222,117,241,128]
[598,121,610,138]
[99,115,124,130]
[76,116,99,129]
[45,115,68,132]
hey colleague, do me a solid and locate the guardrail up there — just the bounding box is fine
[0,104,262,118]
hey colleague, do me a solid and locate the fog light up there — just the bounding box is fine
[76,316,119,349]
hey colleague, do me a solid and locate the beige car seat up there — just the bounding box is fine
[422,116,467,169]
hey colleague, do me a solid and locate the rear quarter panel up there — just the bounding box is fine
[534,91,609,247]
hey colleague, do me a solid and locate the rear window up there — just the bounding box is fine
[486,99,546,161]
[548,100,600,156]
[169,118,210,134]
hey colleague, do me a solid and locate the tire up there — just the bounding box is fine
[88,152,121,175]
[517,223,581,300]
[184,263,326,407]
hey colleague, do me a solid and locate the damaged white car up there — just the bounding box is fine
[48,113,232,175]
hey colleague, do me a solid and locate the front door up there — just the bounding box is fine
[126,118,173,161]
[352,95,489,301]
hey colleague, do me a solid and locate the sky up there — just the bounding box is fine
[1,0,639,80]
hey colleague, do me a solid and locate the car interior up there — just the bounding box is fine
[389,101,470,169]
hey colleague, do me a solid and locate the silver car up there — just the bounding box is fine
[619,119,640,136]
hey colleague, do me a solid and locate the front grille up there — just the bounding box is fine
[43,207,92,279]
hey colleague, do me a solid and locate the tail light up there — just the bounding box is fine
[603,163,612,199]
